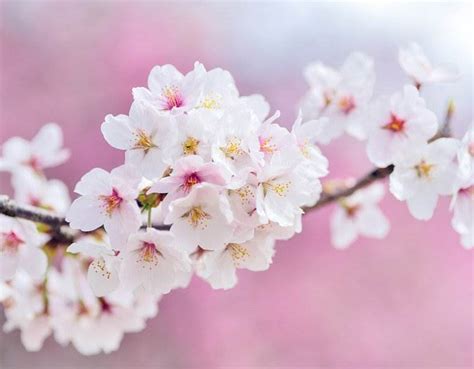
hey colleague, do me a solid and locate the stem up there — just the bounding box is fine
[147,208,152,228]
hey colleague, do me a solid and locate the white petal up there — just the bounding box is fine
[357,206,390,239]
[101,114,134,150]
[74,168,112,196]
[19,247,47,281]
[406,190,439,220]
[66,196,105,231]
[87,257,120,297]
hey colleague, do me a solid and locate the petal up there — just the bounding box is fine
[87,257,120,297]
[74,168,112,196]
[66,196,106,231]
[21,316,52,352]
[19,247,47,281]
[330,208,358,249]
[357,206,390,239]
[101,114,135,150]
[406,190,439,220]
[0,253,18,281]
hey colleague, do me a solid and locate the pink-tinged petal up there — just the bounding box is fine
[101,114,135,150]
[0,253,18,281]
[407,190,439,220]
[1,137,31,166]
[197,250,238,290]
[19,247,47,281]
[20,316,52,352]
[66,196,106,231]
[105,201,141,247]
[74,168,112,196]
[148,64,184,94]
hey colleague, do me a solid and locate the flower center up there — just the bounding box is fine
[263,180,291,197]
[100,188,123,216]
[340,200,360,218]
[182,136,200,155]
[134,129,155,152]
[139,241,161,265]
[182,172,201,193]
[415,160,434,178]
[199,95,220,110]
[338,95,356,114]
[383,113,405,132]
[259,136,276,154]
[459,185,474,198]
[184,206,210,228]
[227,243,250,266]
[0,231,23,254]
[162,85,184,110]
[221,137,243,159]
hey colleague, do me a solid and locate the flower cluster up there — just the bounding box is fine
[299,43,471,249]
[66,62,328,295]
[0,126,159,354]
[0,43,471,355]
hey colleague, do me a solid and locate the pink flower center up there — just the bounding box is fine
[1,231,24,253]
[161,85,184,110]
[383,113,405,132]
[100,188,123,216]
[99,297,113,314]
[459,186,474,198]
[182,172,201,193]
[344,204,360,218]
[24,156,41,172]
[139,242,161,265]
[259,136,276,154]
[338,95,356,115]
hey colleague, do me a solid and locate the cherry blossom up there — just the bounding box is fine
[330,183,390,249]
[0,123,70,175]
[300,52,375,143]
[66,165,142,247]
[0,215,48,281]
[399,43,460,86]
[451,176,474,249]
[132,62,206,113]
[120,228,192,295]
[101,100,175,179]
[390,138,460,220]
[457,125,474,181]
[365,85,438,167]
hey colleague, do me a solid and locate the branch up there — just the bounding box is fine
[306,165,394,211]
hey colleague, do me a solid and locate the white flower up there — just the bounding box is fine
[12,170,71,214]
[67,235,121,297]
[0,215,48,281]
[240,94,270,121]
[366,85,438,167]
[257,114,296,162]
[211,108,263,175]
[66,165,142,248]
[390,138,460,220]
[101,100,174,179]
[0,123,70,175]
[132,62,205,113]
[120,228,191,295]
[451,173,473,249]
[195,234,275,290]
[330,183,390,249]
[399,43,459,86]
[164,184,234,252]
[300,52,375,142]
[164,110,215,163]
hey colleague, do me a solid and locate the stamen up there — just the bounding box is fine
[199,94,221,110]
[137,241,161,268]
[134,129,155,152]
[338,95,356,115]
[383,113,405,132]
[221,137,243,159]
[263,180,291,197]
[161,85,184,110]
[182,137,200,155]
[99,188,123,216]
[415,160,434,178]
[182,172,201,193]
[259,136,277,154]
[184,206,210,228]
[227,243,250,266]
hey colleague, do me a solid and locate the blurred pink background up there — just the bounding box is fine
[0,1,472,368]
